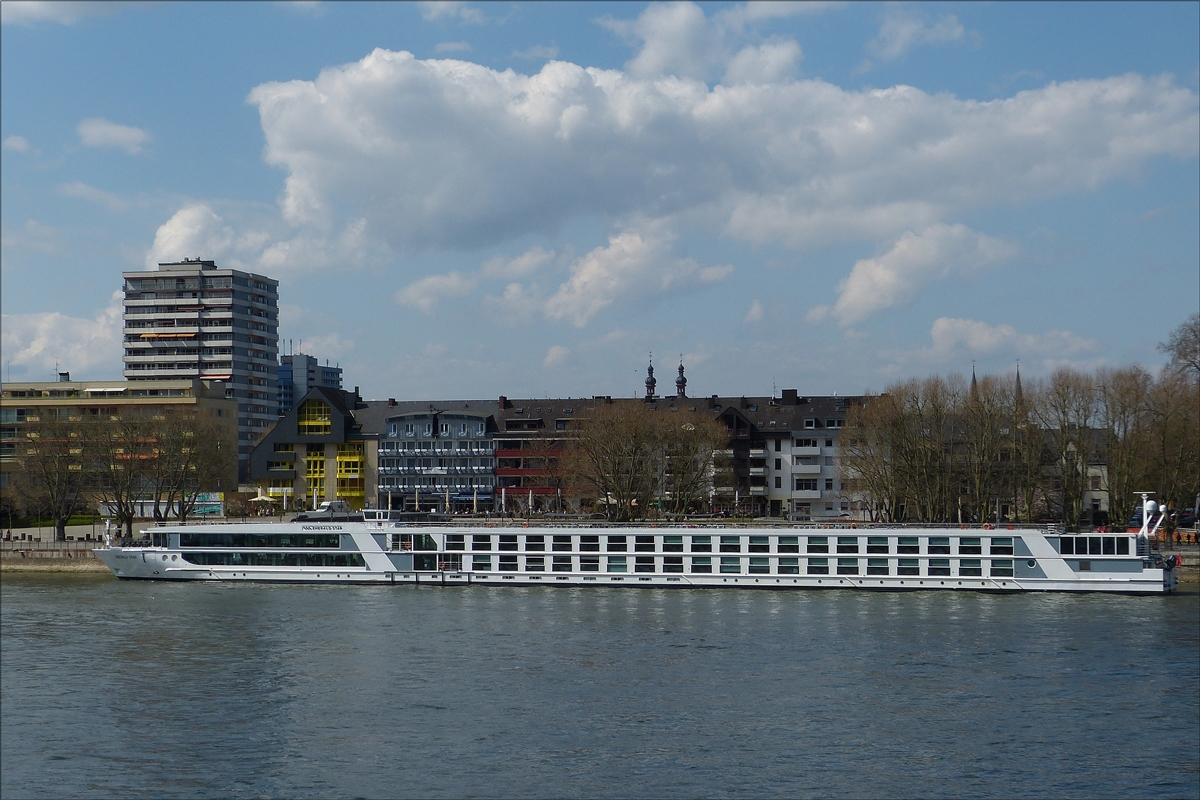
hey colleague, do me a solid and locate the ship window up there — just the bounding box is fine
[991,559,1014,577]
[928,537,951,555]
[749,557,770,574]
[181,552,366,568]
[778,557,799,574]
[498,555,518,571]
[690,536,712,552]
[472,555,492,571]
[580,535,600,552]
[720,536,742,553]
[959,559,982,577]
[691,557,712,573]
[990,537,1014,556]
[552,556,572,572]
[1088,537,1102,555]
[606,556,627,573]
[1116,537,1129,555]
[498,535,518,551]
[867,558,889,575]
[836,537,859,554]
[897,537,919,554]
[807,558,829,575]
[720,557,742,574]
[606,535,627,552]
[959,537,982,555]
[807,537,829,554]
[1078,560,1091,571]
[898,558,919,576]
[635,536,655,552]
[778,536,799,554]
[580,556,600,572]
[472,535,491,551]
[553,535,572,552]
[1102,537,1115,555]
[635,556,656,573]
[525,535,545,551]
[866,537,889,554]
[928,558,951,576]
[446,534,465,551]
[748,536,769,553]
[663,556,684,573]
[525,556,544,572]
[1060,537,1074,555]
[663,535,683,552]
[836,558,859,575]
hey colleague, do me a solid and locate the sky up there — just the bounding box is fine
[2,1,1197,402]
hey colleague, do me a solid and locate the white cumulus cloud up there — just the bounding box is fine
[543,345,570,368]
[809,224,1018,326]
[1,1,128,26]
[867,9,967,62]
[395,271,476,313]
[0,291,123,378]
[2,135,31,153]
[57,181,127,212]
[544,230,732,327]
[77,117,150,154]
[145,204,235,268]
[419,1,484,24]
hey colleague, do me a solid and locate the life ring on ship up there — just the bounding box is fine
[486,523,494,528]
[959,524,969,529]
[522,522,529,528]
[982,524,995,530]
[822,524,831,529]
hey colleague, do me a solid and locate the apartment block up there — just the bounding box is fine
[122,259,278,477]
[278,353,343,416]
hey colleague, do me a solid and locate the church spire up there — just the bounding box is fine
[675,357,687,399]
[970,361,979,400]
[644,354,657,401]
[1014,361,1023,405]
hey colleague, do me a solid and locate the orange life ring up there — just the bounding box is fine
[522,522,529,528]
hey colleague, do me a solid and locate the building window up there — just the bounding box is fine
[796,478,818,491]
[825,478,834,491]
[775,477,782,489]
[807,558,829,575]
[719,557,742,574]
[690,557,712,573]
[297,399,332,435]
[606,557,627,573]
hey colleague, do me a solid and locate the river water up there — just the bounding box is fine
[2,575,1197,799]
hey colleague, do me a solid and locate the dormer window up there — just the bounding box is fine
[804,418,816,429]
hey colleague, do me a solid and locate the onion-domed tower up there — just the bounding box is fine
[644,357,657,401]
[675,359,687,399]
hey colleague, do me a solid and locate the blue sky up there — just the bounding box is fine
[2,1,1197,401]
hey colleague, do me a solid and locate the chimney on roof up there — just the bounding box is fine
[388,398,396,407]
[782,388,798,405]
[58,371,70,382]
[499,395,511,409]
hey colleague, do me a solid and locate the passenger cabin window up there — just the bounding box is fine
[720,557,741,574]
[990,559,1014,577]
[928,537,951,555]
[580,535,600,552]
[607,556,627,573]
[691,556,712,573]
[748,536,769,553]
[446,534,465,551]
[928,558,951,576]
[525,556,544,572]
[580,556,600,572]
[778,536,800,554]
[472,535,491,551]
[959,559,982,576]
[607,535,627,552]
[498,535,518,551]
[552,535,572,552]
[635,556,656,573]
[498,555,518,571]
[807,537,829,554]
[897,537,919,554]
[690,536,712,552]
[836,558,859,575]
[663,535,683,553]
[866,537,889,554]
[958,537,982,555]
[663,556,684,573]
[897,558,919,576]
[552,556,572,571]
[778,557,800,574]
[720,536,742,553]
[867,558,889,575]
[836,536,859,554]
[807,557,829,575]
[990,537,1014,556]
[525,535,545,551]
[634,536,655,552]
[749,557,770,574]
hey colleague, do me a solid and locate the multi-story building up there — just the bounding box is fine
[249,387,378,510]
[372,401,497,512]
[0,377,238,495]
[277,353,343,416]
[122,258,279,477]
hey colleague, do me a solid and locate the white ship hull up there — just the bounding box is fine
[94,519,1177,594]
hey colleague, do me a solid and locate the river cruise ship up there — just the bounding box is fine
[95,505,1177,594]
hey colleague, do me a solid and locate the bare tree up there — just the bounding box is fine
[86,410,158,536]
[958,374,1011,523]
[1096,366,1151,527]
[9,410,89,540]
[1158,313,1200,381]
[1033,368,1097,530]
[144,408,236,522]
[841,393,906,522]
[1144,370,1200,528]
[659,411,729,515]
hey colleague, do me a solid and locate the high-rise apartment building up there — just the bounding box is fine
[277,353,343,416]
[122,259,279,477]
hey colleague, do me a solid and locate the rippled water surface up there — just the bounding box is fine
[2,575,1197,799]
